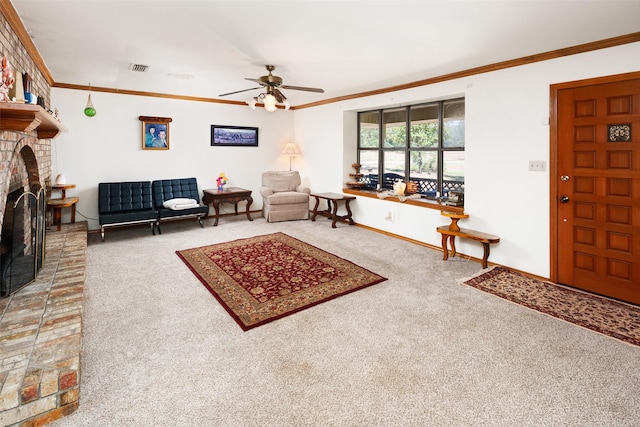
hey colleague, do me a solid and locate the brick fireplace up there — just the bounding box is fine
[0,106,84,427]
[0,5,85,425]
[0,128,50,296]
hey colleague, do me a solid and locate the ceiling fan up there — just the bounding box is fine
[219,65,324,110]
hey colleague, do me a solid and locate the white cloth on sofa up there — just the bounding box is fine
[162,198,199,210]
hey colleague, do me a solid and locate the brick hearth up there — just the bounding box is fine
[0,222,86,426]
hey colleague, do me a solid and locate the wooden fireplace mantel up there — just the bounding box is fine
[0,103,67,139]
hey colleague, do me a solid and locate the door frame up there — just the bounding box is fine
[549,70,640,283]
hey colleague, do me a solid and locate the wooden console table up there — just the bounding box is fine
[310,192,356,228]
[437,211,500,269]
[48,184,79,231]
[202,187,253,226]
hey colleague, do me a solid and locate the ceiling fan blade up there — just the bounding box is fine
[218,87,262,97]
[245,78,266,85]
[281,85,325,93]
[274,89,286,103]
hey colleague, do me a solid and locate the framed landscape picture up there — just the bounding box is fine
[139,116,172,150]
[211,125,259,147]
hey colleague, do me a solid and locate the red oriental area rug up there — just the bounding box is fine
[177,233,387,331]
[463,266,640,347]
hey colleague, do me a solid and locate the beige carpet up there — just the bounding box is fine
[50,216,640,426]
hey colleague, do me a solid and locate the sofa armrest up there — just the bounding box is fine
[260,186,274,198]
[296,185,311,195]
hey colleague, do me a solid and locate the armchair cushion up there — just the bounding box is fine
[267,191,309,205]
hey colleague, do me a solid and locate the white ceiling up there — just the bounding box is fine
[10,0,640,107]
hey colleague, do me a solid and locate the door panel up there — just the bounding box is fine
[556,77,640,304]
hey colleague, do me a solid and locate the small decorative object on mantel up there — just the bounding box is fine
[216,173,228,191]
[23,72,36,104]
[346,163,366,189]
[0,56,15,102]
[406,181,418,194]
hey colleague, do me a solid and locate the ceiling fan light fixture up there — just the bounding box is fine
[263,94,277,107]
[223,65,324,113]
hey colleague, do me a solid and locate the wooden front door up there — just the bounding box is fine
[552,72,640,305]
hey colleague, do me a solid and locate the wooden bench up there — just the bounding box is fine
[436,211,500,269]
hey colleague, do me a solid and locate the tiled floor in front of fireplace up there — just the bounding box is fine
[0,222,87,427]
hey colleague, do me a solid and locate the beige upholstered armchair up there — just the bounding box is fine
[261,171,310,222]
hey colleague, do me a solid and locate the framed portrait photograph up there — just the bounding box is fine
[139,116,172,150]
[211,125,259,147]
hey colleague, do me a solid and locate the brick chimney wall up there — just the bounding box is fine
[1,10,53,237]
[0,12,51,108]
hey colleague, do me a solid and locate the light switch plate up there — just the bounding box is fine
[529,160,546,172]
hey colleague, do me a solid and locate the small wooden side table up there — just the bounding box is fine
[310,192,356,228]
[51,184,76,199]
[48,197,79,231]
[441,211,469,231]
[48,184,79,231]
[202,187,253,226]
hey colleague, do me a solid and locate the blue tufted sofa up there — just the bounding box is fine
[151,178,209,233]
[98,181,158,241]
[98,177,210,241]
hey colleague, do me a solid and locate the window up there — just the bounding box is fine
[357,98,464,196]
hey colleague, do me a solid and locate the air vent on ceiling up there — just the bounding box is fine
[129,63,150,72]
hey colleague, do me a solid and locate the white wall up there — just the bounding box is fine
[50,90,294,231]
[294,42,640,278]
[52,42,640,278]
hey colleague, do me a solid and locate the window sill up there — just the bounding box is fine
[342,188,464,214]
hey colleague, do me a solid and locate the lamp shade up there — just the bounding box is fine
[282,142,300,171]
[281,142,301,156]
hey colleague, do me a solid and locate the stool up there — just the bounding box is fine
[48,197,79,231]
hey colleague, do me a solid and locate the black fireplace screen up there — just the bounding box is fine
[1,188,46,297]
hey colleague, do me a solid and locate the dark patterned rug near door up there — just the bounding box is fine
[177,233,387,331]
[463,266,640,347]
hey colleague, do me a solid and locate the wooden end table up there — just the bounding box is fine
[202,187,253,226]
[47,197,79,231]
[52,183,76,199]
[48,184,79,231]
[310,192,356,228]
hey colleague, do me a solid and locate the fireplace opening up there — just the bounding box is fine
[1,187,46,297]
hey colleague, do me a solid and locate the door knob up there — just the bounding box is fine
[560,196,569,203]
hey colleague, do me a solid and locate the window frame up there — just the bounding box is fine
[357,98,465,197]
